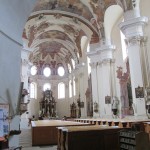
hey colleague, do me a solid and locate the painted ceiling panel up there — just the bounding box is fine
[22,0,131,71]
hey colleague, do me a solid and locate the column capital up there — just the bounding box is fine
[102,58,115,65]
[125,35,147,46]
[97,44,115,62]
[119,16,148,38]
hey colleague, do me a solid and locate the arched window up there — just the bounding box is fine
[30,82,37,99]
[87,43,91,75]
[73,77,76,96]
[58,82,65,99]
[43,67,51,77]
[68,63,72,73]
[58,66,65,76]
[43,83,51,91]
[30,65,37,76]
[69,80,72,98]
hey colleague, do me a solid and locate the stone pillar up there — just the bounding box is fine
[96,44,116,118]
[119,9,148,116]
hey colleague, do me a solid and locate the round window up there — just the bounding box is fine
[43,67,51,77]
[58,66,65,76]
[30,65,37,76]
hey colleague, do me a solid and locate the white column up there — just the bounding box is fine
[119,9,148,116]
[97,61,105,117]
[89,62,99,118]
[96,44,116,118]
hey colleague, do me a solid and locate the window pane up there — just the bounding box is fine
[69,80,72,98]
[43,83,51,91]
[71,59,75,69]
[73,77,76,96]
[58,66,65,76]
[58,82,65,99]
[30,83,36,98]
[43,67,51,77]
[30,65,37,76]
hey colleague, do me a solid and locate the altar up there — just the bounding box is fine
[39,90,56,118]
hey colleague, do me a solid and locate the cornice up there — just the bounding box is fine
[86,50,97,58]
[119,16,148,33]
[96,44,116,53]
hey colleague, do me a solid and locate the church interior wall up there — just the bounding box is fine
[1,0,150,148]
[0,33,21,147]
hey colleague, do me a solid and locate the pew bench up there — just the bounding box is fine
[57,125,124,150]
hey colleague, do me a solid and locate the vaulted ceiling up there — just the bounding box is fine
[22,0,132,70]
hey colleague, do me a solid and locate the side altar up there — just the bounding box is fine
[39,89,56,118]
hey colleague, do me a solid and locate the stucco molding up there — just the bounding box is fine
[119,16,149,38]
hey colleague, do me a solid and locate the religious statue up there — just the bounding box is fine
[111,97,119,118]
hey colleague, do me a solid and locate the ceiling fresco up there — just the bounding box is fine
[23,0,133,72]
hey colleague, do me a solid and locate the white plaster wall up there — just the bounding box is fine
[0,33,21,147]
[0,1,38,147]
[27,76,73,119]
[0,0,37,43]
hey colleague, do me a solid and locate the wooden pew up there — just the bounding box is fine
[58,125,123,150]
[31,120,90,146]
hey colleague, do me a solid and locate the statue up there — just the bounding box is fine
[112,97,119,118]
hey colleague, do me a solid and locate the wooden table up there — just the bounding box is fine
[31,120,90,146]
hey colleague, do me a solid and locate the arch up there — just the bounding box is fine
[104,5,123,43]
